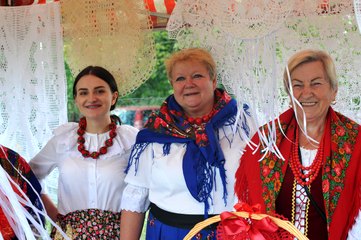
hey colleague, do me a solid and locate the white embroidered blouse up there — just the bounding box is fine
[121,124,248,215]
[30,122,138,215]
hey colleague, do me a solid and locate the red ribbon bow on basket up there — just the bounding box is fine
[216,203,281,240]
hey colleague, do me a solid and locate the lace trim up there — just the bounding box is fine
[121,184,150,213]
[291,179,310,236]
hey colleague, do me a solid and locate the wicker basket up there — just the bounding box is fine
[183,211,309,240]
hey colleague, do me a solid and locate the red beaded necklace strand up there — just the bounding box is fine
[186,109,215,126]
[289,127,324,186]
[185,109,216,144]
[186,109,217,132]
[77,117,117,159]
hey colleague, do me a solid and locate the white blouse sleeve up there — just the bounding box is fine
[121,184,150,213]
[29,136,59,181]
[29,137,60,195]
[347,209,361,240]
[29,123,77,181]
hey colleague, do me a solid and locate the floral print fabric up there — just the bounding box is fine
[52,209,120,239]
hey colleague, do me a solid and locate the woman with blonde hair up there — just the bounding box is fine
[235,49,361,239]
[120,48,251,239]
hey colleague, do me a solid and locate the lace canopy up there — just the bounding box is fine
[167,0,361,152]
[0,2,67,160]
[60,0,156,97]
[356,0,361,33]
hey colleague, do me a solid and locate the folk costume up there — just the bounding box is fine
[0,145,43,240]
[122,89,252,239]
[30,121,138,239]
[235,107,361,240]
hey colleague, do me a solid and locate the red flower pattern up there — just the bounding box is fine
[262,166,271,177]
[322,113,358,223]
[336,126,345,136]
[343,142,352,154]
[322,179,330,192]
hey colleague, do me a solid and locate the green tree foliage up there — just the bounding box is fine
[65,61,79,121]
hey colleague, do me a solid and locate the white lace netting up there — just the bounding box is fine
[60,0,156,97]
[0,2,67,160]
[355,0,361,32]
[167,0,361,153]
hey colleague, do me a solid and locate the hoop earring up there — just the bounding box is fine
[331,100,336,105]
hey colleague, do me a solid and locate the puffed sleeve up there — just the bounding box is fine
[29,123,77,181]
[121,142,154,212]
[121,184,150,213]
[29,138,57,181]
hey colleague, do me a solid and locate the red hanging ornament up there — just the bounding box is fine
[77,117,117,159]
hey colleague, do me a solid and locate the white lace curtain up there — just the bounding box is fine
[355,0,361,33]
[0,2,67,160]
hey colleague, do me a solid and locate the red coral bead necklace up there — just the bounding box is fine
[186,109,215,126]
[77,117,117,159]
[289,127,324,186]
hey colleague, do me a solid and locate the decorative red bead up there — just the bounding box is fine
[78,144,85,151]
[185,109,216,144]
[195,118,202,125]
[77,117,117,159]
[90,152,100,158]
[105,138,113,147]
[109,131,117,138]
[186,109,215,126]
[77,136,85,144]
[99,147,107,154]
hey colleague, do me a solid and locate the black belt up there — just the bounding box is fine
[149,202,218,230]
